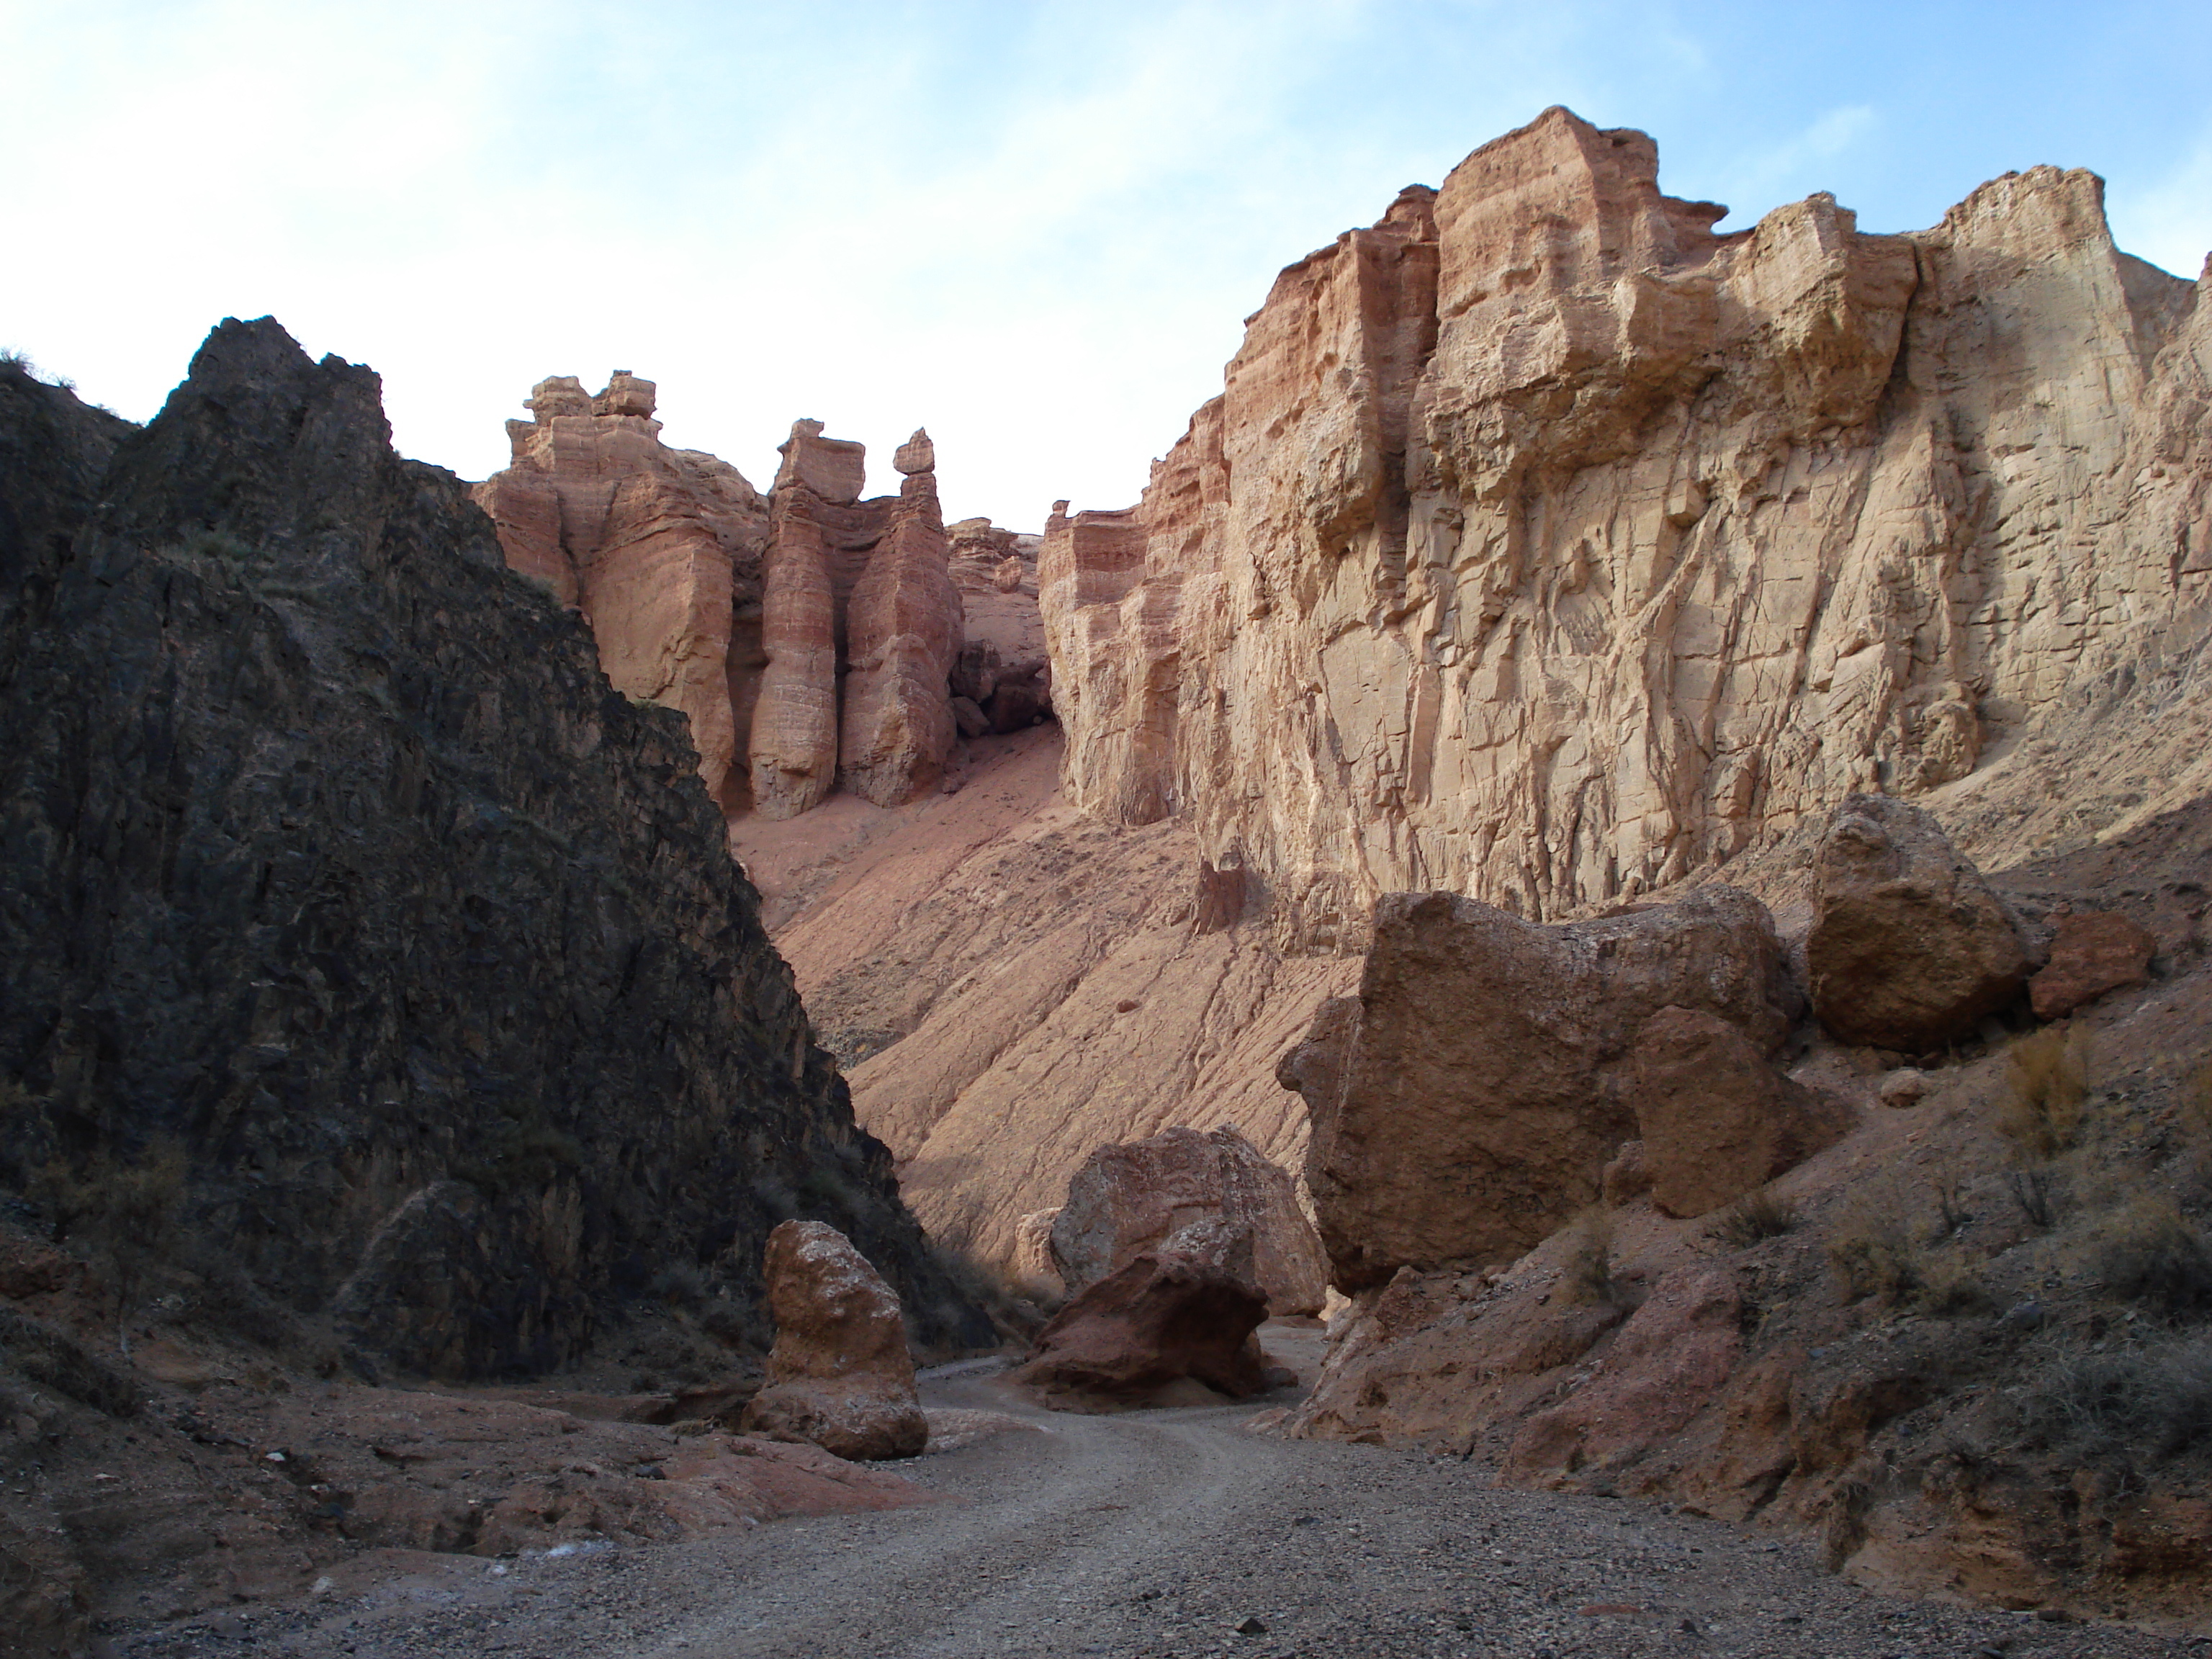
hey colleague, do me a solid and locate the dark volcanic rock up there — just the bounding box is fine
[0,324,989,1378]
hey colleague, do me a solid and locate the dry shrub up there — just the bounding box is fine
[1558,1208,1619,1307]
[2023,1334,2212,1459]
[1997,1025,2090,1159]
[1708,1187,1799,1249]
[1826,1193,1922,1305]
[2093,1200,2212,1320]
[2005,1166,2064,1229]
[1917,1259,1997,1317]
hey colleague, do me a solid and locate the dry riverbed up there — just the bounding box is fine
[106,1352,2200,1659]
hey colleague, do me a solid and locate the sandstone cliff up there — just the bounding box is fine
[476,390,971,819]
[1041,106,2211,948]
[0,325,987,1380]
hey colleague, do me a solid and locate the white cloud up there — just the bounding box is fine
[2108,130,2212,281]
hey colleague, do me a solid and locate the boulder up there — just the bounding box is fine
[739,1221,927,1460]
[1049,1125,1328,1315]
[2028,909,2156,1019]
[1286,886,1799,1288]
[1010,1249,1269,1404]
[1807,795,2030,1051]
[1625,1007,1853,1218]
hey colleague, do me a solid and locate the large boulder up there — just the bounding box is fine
[1049,1125,1328,1316]
[1285,886,1799,1289]
[2028,909,2155,1020]
[740,1221,927,1460]
[1807,794,2030,1051]
[1010,1248,1269,1404]
[1625,1008,1853,1218]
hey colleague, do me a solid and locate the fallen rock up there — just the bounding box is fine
[1600,1141,1653,1206]
[1627,1008,1853,1219]
[1879,1068,1933,1110]
[1011,1249,1269,1404]
[1287,886,1799,1288]
[1807,795,2030,1051]
[740,1221,927,1460]
[2028,910,2156,1019]
[1050,1125,1328,1316]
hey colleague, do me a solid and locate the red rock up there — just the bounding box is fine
[1050,1125,1328,1315]
[739,1220,926,1460]
[1010,1249,1269,1404]
[1627,1007,1853,1218]
[2028,909,2156,1019]
[1808,794,2030,1050]
[1285,886,1797,1288]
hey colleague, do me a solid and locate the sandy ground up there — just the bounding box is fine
[106,1328,2195,1659]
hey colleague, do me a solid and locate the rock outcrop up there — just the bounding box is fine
[1285,886,1798,1288]
[740,1220,927,1461]
[2028,909,2157,1019]
[751,421,963,816]
[472,372,767,809]
[1040,104,2211,948]
[1807,793,2031,1050]
[1010,1248,1269,1405]
[0,327,989,1380]
[1048,1125,1328,1315]
[477,390,971,819]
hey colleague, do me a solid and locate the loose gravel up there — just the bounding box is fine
[108,1357,2199,1659]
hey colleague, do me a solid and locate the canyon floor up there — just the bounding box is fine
[104,1335,2198,1659]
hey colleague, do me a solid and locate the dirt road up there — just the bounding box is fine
[120,1354,2194,1659]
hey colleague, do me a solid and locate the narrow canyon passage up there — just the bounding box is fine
[178,1354,2192,1659]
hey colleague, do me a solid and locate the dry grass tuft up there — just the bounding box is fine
[1557,1207,1620,1307]
[2023,1334,2212,1459]
[1996,1025,2090,1160]
[1708,1187,1799,1249]
[2092,1200,2212,1320]
[1826,1193,1923,1305]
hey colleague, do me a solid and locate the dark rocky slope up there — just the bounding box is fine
[0,322,988,1379]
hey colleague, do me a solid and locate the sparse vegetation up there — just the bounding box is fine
[2004,1166,2064,1229]
[2023,1334,2212,1459]
[1995,1024,2090,1159]
[1558,1207,1620,1306]
[1826,1194,1922,1305]
[1707,1187,1799,1249]
[2092,1200,2212,1319]
[1917,1258,1998,1317]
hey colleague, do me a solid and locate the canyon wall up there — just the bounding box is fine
[0,324,989,1379]
[1041,106,2211,949]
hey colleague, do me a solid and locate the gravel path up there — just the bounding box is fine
[117,1354,2198,1659]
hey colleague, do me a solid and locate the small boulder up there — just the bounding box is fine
[1627,1007,1853,1218]
[1012,1248,1269,1405]
[2028,910,2155,1020]
[1050,1125,1328,1316]
[739,1221,926,1461]
[1600,1140,1653,1207]
[950,694,992,739]
[1878,1068,1932,1110]
[1807,794,2029,1051]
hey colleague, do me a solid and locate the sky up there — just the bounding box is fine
[4,1,2208,530]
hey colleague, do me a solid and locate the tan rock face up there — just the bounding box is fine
[751,422,965,817]
[1285,886,1796,1289]
[739,1220,926,1461]
[1626,1008,1853,1218]
[1807,793,2029,1051]
[473,372,767,809]
[2028,909,2157,1018]
[1010,1249,1269,1405]
[1048,1125,1328,1316]
[1038,104,2212,947]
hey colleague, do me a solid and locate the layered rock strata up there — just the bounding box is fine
[0,326,988,1379]
[1040,104,2211,948]
[477,390,972,819]
[751,421,963,816]
[472,372,766,809]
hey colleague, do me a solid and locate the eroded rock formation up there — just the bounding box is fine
[1048,1125,1328,1315]
[472,372,766,809]
[477,388,972,818]
[740,1220,927,1460]
[1011,1246,1269,1406]
[1041,104,2211,948]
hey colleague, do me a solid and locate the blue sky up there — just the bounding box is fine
[4,1,2208,528]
